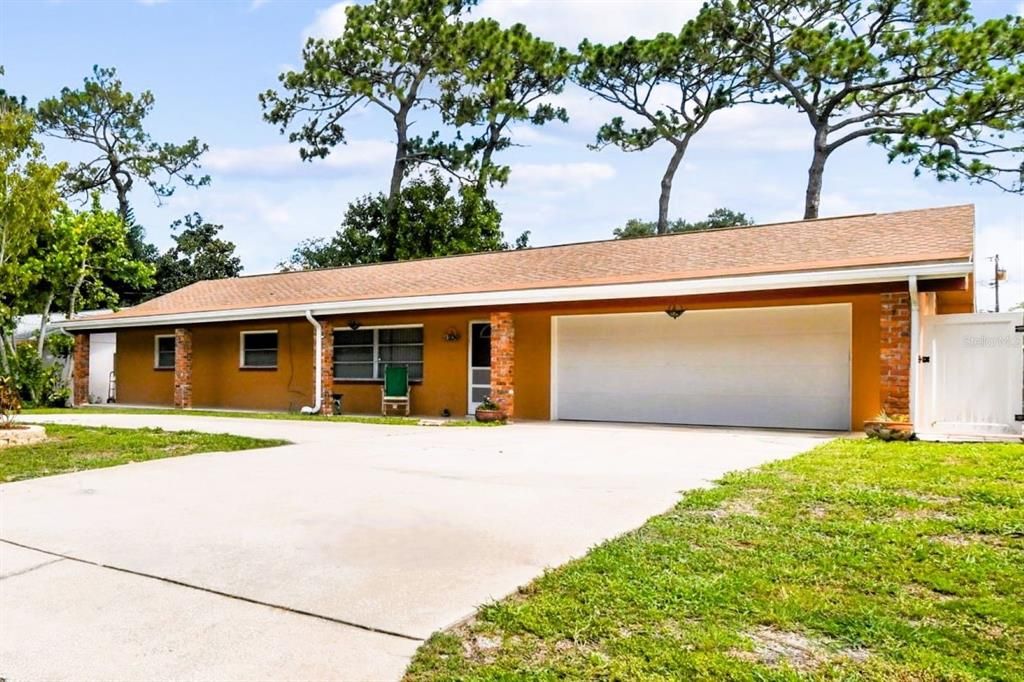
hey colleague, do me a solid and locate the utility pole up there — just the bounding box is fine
[994,254,1000,312]
[989,254,1007,312]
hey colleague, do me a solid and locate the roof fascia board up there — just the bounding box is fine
[57,260,973,331]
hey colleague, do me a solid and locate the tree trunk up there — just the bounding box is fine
[803,126,830,220]
[108,158,134,222]
[383,108,411,262]
[0,330,11,376]
[658,141,688,234]
[388,119,408,211]
[474,124,502,194]
[36,293,55,358]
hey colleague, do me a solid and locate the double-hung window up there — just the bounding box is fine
[154,335,175,369]
[333,326,423,381]
[240,331,278,368]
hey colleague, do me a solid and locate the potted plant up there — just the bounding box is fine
[863,411,914,441]
[474,395,506,423]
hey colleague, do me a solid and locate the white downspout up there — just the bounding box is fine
[301,310,322,415]
[908,276,919,426]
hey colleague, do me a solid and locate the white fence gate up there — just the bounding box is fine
[918,312,1023,440]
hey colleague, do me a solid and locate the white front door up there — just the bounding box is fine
[468,322,491,412]
[551,304,852,430]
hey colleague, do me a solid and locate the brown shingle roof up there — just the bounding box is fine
[95,204,974,321]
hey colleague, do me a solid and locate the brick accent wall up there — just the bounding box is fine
[490,311,515,418]
[174,327,193,409]
[72,333,90,406]
[319,319,334,415]
[880,291,911,417]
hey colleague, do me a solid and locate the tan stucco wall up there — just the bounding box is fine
[115,328,175,406]
[117,320,315,411]
[113,284,932,428]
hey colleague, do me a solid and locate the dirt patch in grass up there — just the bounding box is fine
[808,505,829,519]
[732,626,870,672]
[932,532,1012,548]
[893,508,955,521]
[698,492,768,520]
[904,583,956,602]
[897,490,961,505]
[461,633,502,665]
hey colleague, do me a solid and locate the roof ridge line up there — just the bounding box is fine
[221,204,972,283]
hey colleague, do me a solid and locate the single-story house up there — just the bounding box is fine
[59,205,975,431]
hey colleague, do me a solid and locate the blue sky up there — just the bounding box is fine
[2,0,1021,310]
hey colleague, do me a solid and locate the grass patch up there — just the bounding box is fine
[1,424,287,482]
[21,406,496,427]
[405,439,1024,680]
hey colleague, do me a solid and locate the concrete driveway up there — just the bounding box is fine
[1,414,832,681]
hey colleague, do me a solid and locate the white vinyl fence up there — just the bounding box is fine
[917,312,1024,440]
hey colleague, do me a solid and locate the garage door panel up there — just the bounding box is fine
[553,305,851,430]
[560,336,847,369]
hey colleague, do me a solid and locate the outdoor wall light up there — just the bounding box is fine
[665,305,686,319]
[443,327,461,342]
[347,320,362,330]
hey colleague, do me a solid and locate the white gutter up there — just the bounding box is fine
[55,260,973,331]
[908,275,920,426]
[300,310,322,415]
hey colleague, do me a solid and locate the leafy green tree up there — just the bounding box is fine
[430,19,574,190]
[724,0,1023,218]
[0,66,28,112]
[261,0,468,219]
[149,213,242,299]
[882,31,1023,191]
[279,171,524,270]
[31,198,155,350]
[36,65,209,262]
[576,8,755,234]
[3,197,153,403]
[262,0,573,225]
[613,208,755,239]
[0,105,65,375]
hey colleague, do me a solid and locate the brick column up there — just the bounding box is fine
[174,327,193,409]
[72,333,90,406]
[490,312,515,419]
[319,320,334,415]
[880,291,910,417]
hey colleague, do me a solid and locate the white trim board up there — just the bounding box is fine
[153,334,175,369]
[239,329,279,369]
[57,261,971,331]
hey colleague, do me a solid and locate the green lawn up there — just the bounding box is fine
[1,424,287,482]
[406,439,1024,681]
[21,406,497,427]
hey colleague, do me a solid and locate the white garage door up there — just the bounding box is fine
[552,304,851,430]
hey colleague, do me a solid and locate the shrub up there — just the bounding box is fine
[0,375,21,428]
[9,342,69,407]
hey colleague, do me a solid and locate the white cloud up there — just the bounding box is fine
[702,104,809,152]
[204,140,394,178]
[136,0,169,5]
[506,161,616,194]
[303,1,353,43]
[509,124,570,147]
[249,0,270,9]
[475,0,699,47]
